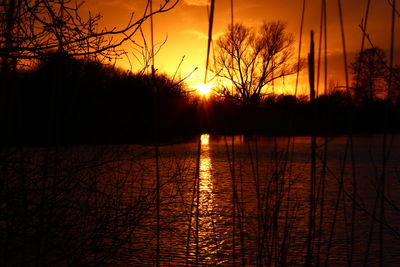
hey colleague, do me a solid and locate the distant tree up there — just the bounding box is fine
[315,90,348,107]
[393,66,400,104]
[213,22,302,106]
[350,47,389,103]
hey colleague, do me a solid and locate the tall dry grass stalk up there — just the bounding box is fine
[355,0,371,91]
[148,0,161,264]
[336,0,350,98]
[155,144,161,267]
[336,2,360,266]
[315,2,328,265]
[204,0,216,84]
[223,136,237,265]
[247,138,263,265]
[305,29,316,267]
[294,0,307,97]
[184,136,201,265]
[378,1,396,266]
[195,137,201,265]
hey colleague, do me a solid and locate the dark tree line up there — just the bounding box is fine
[1,53,196,145]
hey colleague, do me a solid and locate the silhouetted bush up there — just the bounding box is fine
[315,90,349,107]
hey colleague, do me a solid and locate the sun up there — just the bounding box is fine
[200,133,210,145]
[192,83,213,97]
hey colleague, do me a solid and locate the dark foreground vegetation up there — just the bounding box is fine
[1,53,400,145]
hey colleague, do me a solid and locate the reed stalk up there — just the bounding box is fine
[238,159,246,266]
[204,0,216,84]
[195,137,201,265]
[155,144,161,266]
[325,138,350,266]
[280,137,296,266]
[316,137,328,266]
[185,137,201,265]
[323,0,327,95]
[337,0,350,99]
[148,0,161,264]
[246,138,263,265]
[378,1,396,265]
[363,188,379,266]
[315,2,328,265]
[316,0,324,97]
[224,136,237,266]
[355,0,371,91]
[348,136,358,266]
[305,29,316,267]
[281,1,306,262]
[347,3,372,260]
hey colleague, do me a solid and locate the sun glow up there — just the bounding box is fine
[192,83,213,97]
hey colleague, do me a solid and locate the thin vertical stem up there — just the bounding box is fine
[355,0,371,91]
[149,1,159,263]
[349,137,357,266]
[185,137,202,265]
[231,136,236,266]
[317,2,328,264]
[387,0,396,103]
[247,138,263,265]
[325,138,350,266]
[149,0,155,74]
[323,0,327,94]
[337,5,360,263]
[308,30,315,102]
[238,161,246,266]
[155,144,160,266]
[316,0,325,97]
[230,0,234,26]
[363,183,379,266]
[306,30,316,267]
[337,0,350,98]
[224,136,237,266]
[195,137,201,266]
[204,0,216,84]
[295,0,306,97]
[316,137,328,266]
[379,1,396,265]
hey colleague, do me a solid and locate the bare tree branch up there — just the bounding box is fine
[0,0,178,72]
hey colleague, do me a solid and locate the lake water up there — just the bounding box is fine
[2,134,400,266]
[125,134,400,266]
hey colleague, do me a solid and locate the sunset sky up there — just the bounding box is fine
[84,0,399,95]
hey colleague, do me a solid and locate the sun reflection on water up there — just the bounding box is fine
[201,133,210,145]
[198,134,217,262]
[200,134,212,199]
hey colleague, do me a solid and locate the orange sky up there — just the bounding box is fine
[84,0,399,96]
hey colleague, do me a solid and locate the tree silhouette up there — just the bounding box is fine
[350,47,389,103]
[213,22,302,106]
